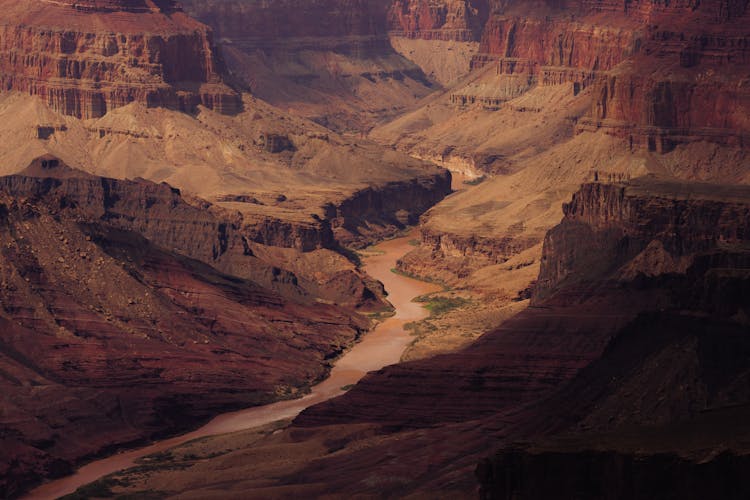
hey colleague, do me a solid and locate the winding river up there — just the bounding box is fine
[27,233,440,500]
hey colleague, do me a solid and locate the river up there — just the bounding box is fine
[26,233,440,499]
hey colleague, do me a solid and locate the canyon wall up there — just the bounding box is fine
[327,172,452,247]
[0,0,242,119]
[95,178,750,498]
[388,0,490,41]
[536,179,750,300]
[465,0,750,148]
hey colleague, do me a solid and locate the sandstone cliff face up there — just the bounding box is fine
[327,171,452,247]
[0,157,372,496]
[463,3,639,109]
[0,0,242,119]
[536,179,750,300]
[579,0,750,149]
[388,0,490,41]
[469,0,750,148]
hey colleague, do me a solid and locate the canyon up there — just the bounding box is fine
[62,176,750,499]
[1,0,749,498]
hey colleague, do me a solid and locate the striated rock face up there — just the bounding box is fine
[462,3,639,108]
[466,0,750,148]
[401,223,538,279]
[536,178,750,300]
[0,156,370,496]
[327,172,452,247]
[387,0,490,41]
[578,0,750,149]
[3,156,389,308]
[0,0,242,119]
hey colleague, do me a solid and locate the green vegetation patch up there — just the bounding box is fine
[365,308,396,321]
[415,295,471,318]
[390,268,449,289]
[463,175,487,186]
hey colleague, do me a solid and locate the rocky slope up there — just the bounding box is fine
[0,0,453,254]
[0,90,451,252]
[0,156,377,497]
[292,179,750,493]
[0,0,242,119]
[536,178,750,299]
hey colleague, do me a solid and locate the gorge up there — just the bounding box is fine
[1,0,749,498]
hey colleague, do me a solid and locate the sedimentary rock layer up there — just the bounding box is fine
[536,178,750,299]
[467,0,750,147]
[0,0,242,118]
[387,0,490,41]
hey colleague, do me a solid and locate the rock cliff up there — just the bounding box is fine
[536,178,750,300]
[0,0,242,119]
[469,0,750,148]
[388,0,490,41]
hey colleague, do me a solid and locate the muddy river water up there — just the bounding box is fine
[27,233,440,499]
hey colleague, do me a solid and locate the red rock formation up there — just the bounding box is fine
[326,172,453,247]
[0,0,242,118]
[467,0,750,148]
[387,0,490,41]
[536,179,750,299]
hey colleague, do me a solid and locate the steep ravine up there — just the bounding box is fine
[25,234,441,500]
